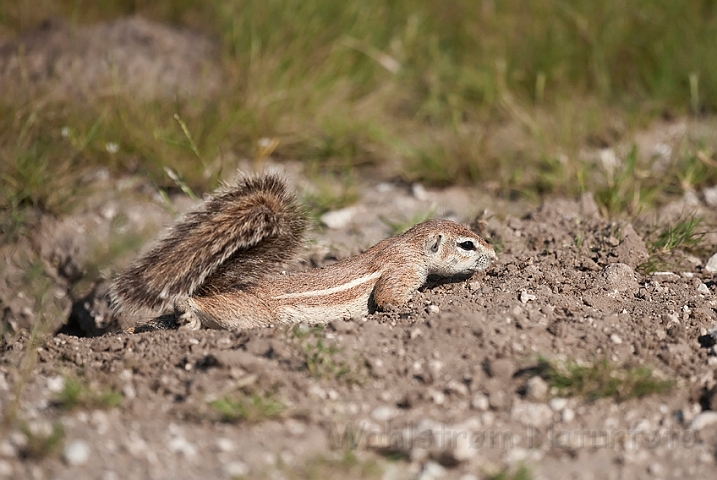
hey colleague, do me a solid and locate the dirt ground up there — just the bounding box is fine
[2,16,717,480]
[2,166,717,480]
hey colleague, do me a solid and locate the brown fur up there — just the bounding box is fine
[110,174,496,331]
[109,173,306,323]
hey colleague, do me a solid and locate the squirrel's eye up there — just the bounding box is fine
[459,240,476,251]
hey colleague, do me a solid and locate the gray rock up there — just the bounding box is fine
[487,358,515,381]
[600,263,639,291]
[525,376,548,402]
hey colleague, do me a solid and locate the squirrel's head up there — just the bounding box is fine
[409,219,497,276]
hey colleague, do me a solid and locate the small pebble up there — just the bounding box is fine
[519,289,537,303]
[697,283,710,295]
[427,304,440,314]
[610,334,623,344]
[471,393,489,411]
[215,438,234,453]
[706,253,717,273]
[0,460,13,477]
[690,411,717,431]
[647,462,663,475]
[525,376,548,402]
[550,398,568,412]
[168,436,197,457]
[411,183,429,201]
[46,376,65,393]
[704,185,717,207]
[562,408,575,423]
[417,461,446,480]
[371,406,397,422]
[320,207,357,230]
[223,461,249,477]
[63,440,90,466]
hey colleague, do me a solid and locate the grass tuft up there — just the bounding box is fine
[489,464,533,480]
[53,376,122,410]
[283,450,383,480]
[651,215,704,253]
[19,422,64,460]
[292,326,364,384]
[538,358,673,402]
[209,392,284,423]
[640,214,707,273]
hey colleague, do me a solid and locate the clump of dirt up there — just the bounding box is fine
[1,174,716,479]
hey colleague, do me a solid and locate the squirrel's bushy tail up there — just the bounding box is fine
[109,172,307,322]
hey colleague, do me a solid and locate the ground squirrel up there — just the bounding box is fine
[109,172,496,331]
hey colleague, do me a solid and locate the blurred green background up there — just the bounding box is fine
[2,0,717,216]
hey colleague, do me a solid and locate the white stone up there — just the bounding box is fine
[446,380,469,396]
[706,253,717,274]
[376,182,394,193]
[168,436,197,457]
[46,376,65,393]
[0,440,16,457]
[427,304,440,314]
[222,461,249,477]
[215,438,234,452]
[561,408,575,423]
[471,393,489,411]
[452,432,476,462]
[648,462,663,475]
[63,440,90,466]
[320,207,357,230]
[504,447,544,465]
[610,334,623,344]
[122,383,136,400]
[690,411,717,431]
[417,461,446,480]
[102,472,119,480]
[0,460,13,477]
[371,406,397,422]
[703,185,717,207]
[412,183,429,201]
[519,290,537,303]
[511,402,554,427]
[549,398,568,412]
[698,283,711,295]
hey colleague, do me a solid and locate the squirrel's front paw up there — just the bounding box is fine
[175,299,201,331]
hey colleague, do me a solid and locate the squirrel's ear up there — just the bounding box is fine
[427,234,443,254]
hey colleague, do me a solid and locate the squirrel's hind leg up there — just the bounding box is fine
[176,293,275,331]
